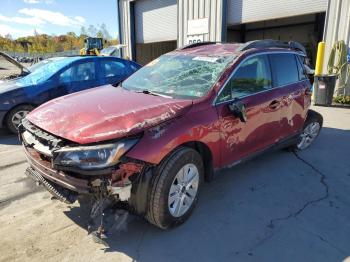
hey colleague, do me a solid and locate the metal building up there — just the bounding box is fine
[118,0,344,67]
[322,0,350,95]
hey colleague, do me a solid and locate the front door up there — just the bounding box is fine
[215,54,283,167]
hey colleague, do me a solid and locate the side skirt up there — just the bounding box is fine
[216,133,301,172]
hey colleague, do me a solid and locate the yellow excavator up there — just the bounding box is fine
[79,37,126,58]
[79,37,105,56]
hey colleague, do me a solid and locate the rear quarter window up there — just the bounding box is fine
[296,55,308,80]
[269,53,300,87]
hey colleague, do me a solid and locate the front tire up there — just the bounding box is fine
[146,147,204,229]
[6,105,34,134]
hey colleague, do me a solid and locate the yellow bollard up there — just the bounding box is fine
[313,42,325,102]
[315,42,325,75]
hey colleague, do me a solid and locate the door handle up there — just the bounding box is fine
[268,100,280,109]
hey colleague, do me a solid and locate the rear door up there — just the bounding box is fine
[215,53,283,167]
[269,53,310,139]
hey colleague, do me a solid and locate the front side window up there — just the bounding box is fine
[122,54,234,99]
[269,53,299,87]
[59,67,73,83]
[217,54,272,103]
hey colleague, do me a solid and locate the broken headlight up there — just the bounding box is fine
[53,138,139,170]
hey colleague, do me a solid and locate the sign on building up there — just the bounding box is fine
[186,18,209,45]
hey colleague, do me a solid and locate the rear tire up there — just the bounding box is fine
[6,105,34,134]
[146,147,204,229]
[291,109,323,151]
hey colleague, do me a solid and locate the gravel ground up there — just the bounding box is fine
[0,106,349,262]
[0,56,30,80]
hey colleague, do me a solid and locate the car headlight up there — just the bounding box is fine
[53,138,139,170]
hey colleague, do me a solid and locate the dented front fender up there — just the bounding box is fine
[126,104,221,167]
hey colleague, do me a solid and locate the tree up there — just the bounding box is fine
[0,31,118,54]
[99,23,112,40]
[87,25,98,37]
[97,30,104,38]
[4,34,12,40]
[80,26,88,36]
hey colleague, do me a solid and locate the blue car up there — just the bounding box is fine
[0,53,141,133]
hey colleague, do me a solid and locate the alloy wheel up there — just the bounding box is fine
[11,110,29,129]
[168,163,199,217]
[297,121,320,150]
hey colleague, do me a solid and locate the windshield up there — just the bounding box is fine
[122,54,234,99]
[16,57,78,86]
[27,60,51,72]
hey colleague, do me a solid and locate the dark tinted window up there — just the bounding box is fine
[76,62,96,81]
[59,67,73,83]
[217,54,272,102]
[101,60,126,78]
[269,53,299,87]
[59,62,96,83]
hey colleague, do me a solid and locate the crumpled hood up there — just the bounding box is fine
[27,86,192,144]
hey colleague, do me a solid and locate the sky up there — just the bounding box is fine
[0,0,119,39]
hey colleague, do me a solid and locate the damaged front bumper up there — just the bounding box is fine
[20,119,148,206]
[23,144,146,203]
[19,119,155,243]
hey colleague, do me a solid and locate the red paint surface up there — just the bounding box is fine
[27,45,311,170]
[27,86,192,144]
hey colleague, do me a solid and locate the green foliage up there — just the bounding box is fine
[333,95,350,104]
[0,24,117,54]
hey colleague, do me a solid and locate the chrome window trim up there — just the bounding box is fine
[212,51,306,106]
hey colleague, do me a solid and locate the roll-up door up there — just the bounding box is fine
[227,0,327,25]
[135,0,177,43]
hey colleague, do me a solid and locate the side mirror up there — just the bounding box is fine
[228,101,247,123]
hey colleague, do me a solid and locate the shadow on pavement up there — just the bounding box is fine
[32,126,350,261]
[0,128,20,145]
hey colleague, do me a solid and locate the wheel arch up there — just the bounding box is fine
[3,102,36,126]
[180,141,214,182]
[306,109,323,127]
[148,141,215,183]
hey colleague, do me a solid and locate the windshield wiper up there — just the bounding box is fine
[136,89,172,98]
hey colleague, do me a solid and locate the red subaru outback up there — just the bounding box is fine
[20,40,322,230]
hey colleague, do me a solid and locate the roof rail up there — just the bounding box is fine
[237,39,306,54]
[179,41,217,50]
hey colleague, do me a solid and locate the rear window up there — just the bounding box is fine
[269,53,299,87]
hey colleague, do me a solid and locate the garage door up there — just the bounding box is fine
[227,0,327,25]
[135,0,177,43]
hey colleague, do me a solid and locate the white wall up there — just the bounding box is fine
[323,0,350,95]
